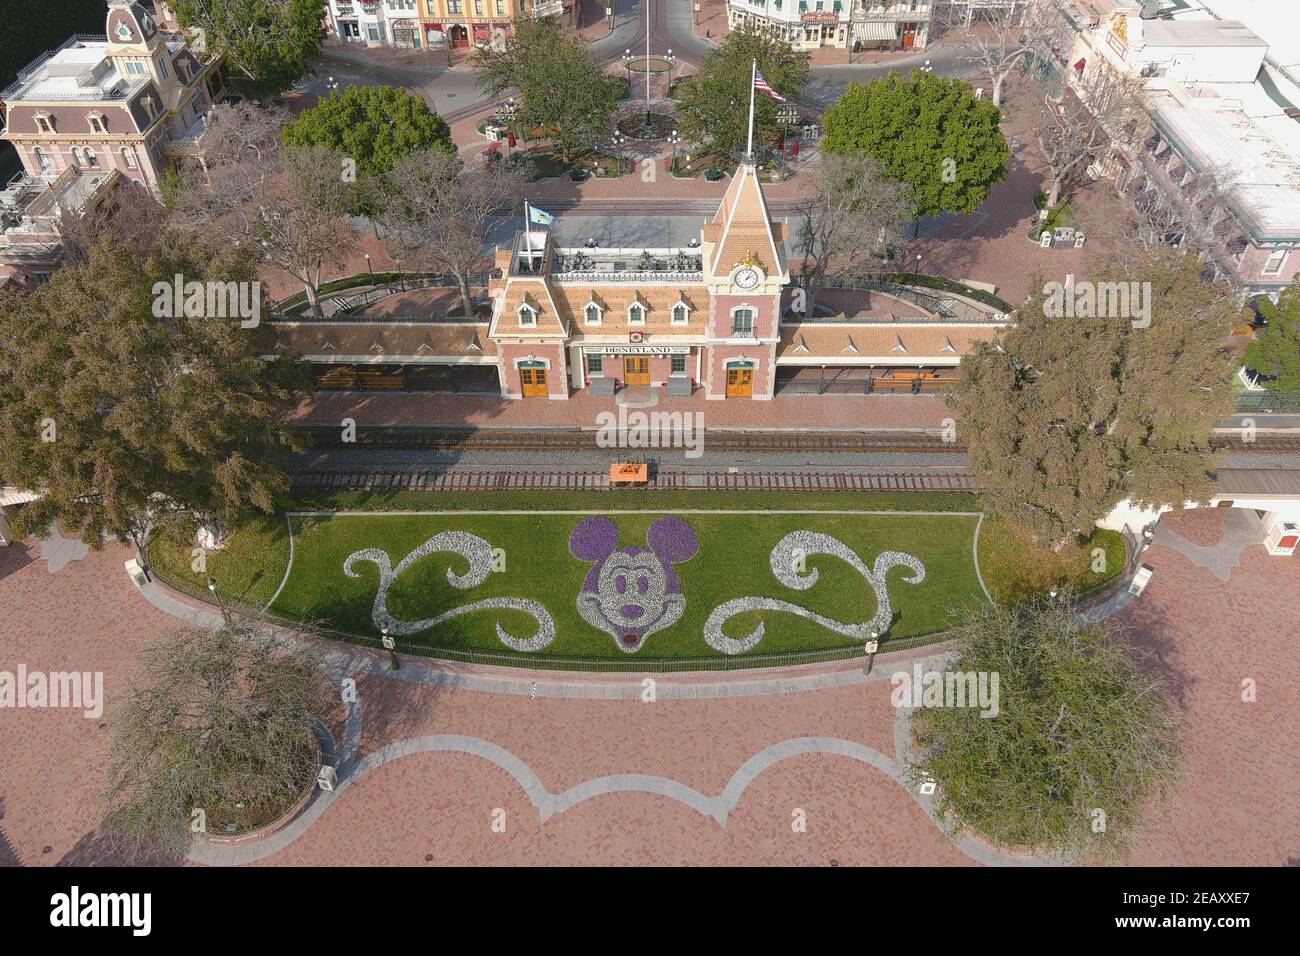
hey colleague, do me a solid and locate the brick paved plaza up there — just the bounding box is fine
[1,506,1295,867]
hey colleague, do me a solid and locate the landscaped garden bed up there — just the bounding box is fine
[149,491,1123,670]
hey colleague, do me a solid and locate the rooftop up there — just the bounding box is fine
[2,36,139,102]
[1147,78,1300,239]
[1142,19,1268,48]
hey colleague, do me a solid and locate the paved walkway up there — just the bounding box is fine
[2,505,1296,866]
[287,389,954,431]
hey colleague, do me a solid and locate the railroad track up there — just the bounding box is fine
[1209,435,1300,452]
[296,426,1300,455]
[295,426,965,454]
[293,469,982,494]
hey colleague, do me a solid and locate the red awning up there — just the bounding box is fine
[1074,57,1086,70]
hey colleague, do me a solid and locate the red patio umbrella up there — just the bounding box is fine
[791,139,799,160]
[507,131,517,148]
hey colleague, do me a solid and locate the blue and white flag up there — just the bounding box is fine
[528,204,556,226]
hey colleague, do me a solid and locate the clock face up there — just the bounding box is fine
[735,267,759,289]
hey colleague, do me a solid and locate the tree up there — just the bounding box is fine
[823,70,1010,223]
[1032,66,1143,207]
[948,251,1237,542]
[103,622,331,859]
[675,23,808,159]
[250,145,360,317]
[169,0,326,99]
[375,149,529,321]
[0,232,310,561]
[792,152,912,314]
[907,594,1180,858]
[475,18,620,165]
[1245,282,1300,391]
[935,0,1073,108]
[281,85,453,184]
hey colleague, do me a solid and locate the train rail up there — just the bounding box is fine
[294,425,1300,455]
[293,469,982,494]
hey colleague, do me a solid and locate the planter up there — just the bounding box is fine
[704,169,724,182]
[570,169,589,183]
[196,736,322,848]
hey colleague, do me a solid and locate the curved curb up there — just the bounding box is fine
[192,660,1067,867]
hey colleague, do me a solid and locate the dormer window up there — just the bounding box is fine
[628,303,646,325]
[671,300,690,324]
[519,304,538,327]
[34,114,53,133]
[584,301,602,325]
[116,22,134,41]
[88,114,106,133]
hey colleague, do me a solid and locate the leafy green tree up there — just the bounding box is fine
[948,252,1236,542]
[823,70,1010,222]
[676,23,808,159]
[1244,282,1300,391]
[104,623,331,859]
[0,233,310,561]
[907,595,1180,858]
[475,18,619,165]
[282,84,453,181]
[170,0,326,99]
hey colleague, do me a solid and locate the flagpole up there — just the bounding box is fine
[524,200,532,265]
[746,58,756,163]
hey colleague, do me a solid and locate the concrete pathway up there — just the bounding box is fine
[1152,507,1260,582]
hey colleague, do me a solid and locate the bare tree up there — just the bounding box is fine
[375,149,529,320]
[254,146,360,317]
[1033,66,1143,207]
[103,621,332,861]
[172,100,290,239]
[792,152,913,315]
[937,1,1071,108]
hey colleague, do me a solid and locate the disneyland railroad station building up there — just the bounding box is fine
[269,161,1005,400]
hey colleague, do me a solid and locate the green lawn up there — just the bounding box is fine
[148,490,1125,668]
[270,510,988,662]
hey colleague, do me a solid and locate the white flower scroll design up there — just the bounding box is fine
[343,531,556,652]
[704,531,926,655]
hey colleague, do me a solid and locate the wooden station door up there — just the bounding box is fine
[519,364,548,398]
[624,356,651,386]
[725,365,754,398]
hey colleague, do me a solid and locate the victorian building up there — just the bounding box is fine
[323,0,567,49]
[269,160,1007,400]
[0,1,221,287]
[727,0,932,52]
[1035,0,1300,299]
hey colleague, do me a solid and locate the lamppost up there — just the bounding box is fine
[364,252,373,277]
[913,254,922,283]
[206,575,231,625]
[666,130,681,173]
[326,75,340,95]
[612,131,627,176]
[379,622,399,670]
[863,630,880,675]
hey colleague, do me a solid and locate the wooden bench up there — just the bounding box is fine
[357,371,408,391]
[316,367,359,390]
[869,376,917,393]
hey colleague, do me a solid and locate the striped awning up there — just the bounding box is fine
[858,20,895,41]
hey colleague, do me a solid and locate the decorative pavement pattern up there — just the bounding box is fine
[1,506,1297,866]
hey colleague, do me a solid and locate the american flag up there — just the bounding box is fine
[754,70,786,102]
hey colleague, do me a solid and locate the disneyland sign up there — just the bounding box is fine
[588,345,690,355]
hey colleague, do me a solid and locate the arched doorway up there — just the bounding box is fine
[448,24,469,49]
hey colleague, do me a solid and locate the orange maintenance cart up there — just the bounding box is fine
[608,462,649,488]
